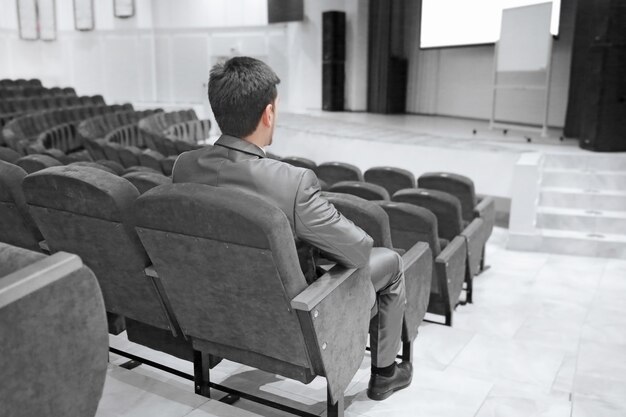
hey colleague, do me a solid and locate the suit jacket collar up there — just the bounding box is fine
[215,135,265,159]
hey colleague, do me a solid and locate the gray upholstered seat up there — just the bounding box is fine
[0,161,43,251]
[123,171,172,194]
[322,192,432,346]
[282,156,317,171]
[68,161,118,175]
[418,172,495,271]
[364,166,416,196]
[117,145,142,168]
[96,159,125,175]
[138,149,165,173]
[15,154,62,174]
[376,201,467,326]
[22,165,191,358]
[133,183,373,416]
[328,180,390,201]
[317,161,363,185]
[0,243,108,417]
[0,146,21,163]
[160,155,177,176]
[393,188,484,304]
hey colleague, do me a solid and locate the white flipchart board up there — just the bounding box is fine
[490,3,553,136]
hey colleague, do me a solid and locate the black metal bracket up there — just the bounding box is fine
[108,347,321,417]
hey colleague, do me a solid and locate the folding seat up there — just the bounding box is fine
[377,201,467,326]
[117,145,142,168]
[322,192,432,346]
[138,149,165,173]
[0,146,21,163]
[160,155,177,176]
[68,161,118,175]
[316,161,363,186]
[393,189,484,303]
[100,142,124,165]
[364,166,415,196]
[123,171,171,194]
[134,184,373,415]
[0,161,44,251]
[15,154,62,174]
[22,166,194,358]
[282,156,317,171]
[0,243,108,417]
[328,181,390,201]
[417,172,495,270]
[95,159,124,175]
[173,139,195,154]
[122,166,162,175]
[83,138,107,161]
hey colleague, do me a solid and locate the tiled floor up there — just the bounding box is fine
[99,227,626,417]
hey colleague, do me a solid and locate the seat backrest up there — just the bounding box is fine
[418,172,476,222]
[134,183,312,371]
[316,162,363,185]
[15,154,62,174]
[282,156,317,171]
[328,180,390,201]
[0,161,43,250]
[377,201,441,256]
[393,188,464,241]
[68,161,118,175]
[323,191,393,248]
[123,171,171,194]
[0,243,108,417]
[22,166,173,331]
[0,146,21,163]
[364,166,415,196]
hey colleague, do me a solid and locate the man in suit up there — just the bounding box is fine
[173,57,411,401]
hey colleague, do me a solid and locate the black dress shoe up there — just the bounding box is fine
[366,362,413,401]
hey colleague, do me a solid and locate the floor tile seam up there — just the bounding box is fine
[440,329,478,371]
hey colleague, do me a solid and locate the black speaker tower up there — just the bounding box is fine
[565,0,626,152]
[322,11,346,111]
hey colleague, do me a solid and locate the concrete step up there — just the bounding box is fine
[539,187,626,211]
[540,228,626,260]
[536,206,626,235]
[508,228,626,260]
[543,153,626,171]
[541,169,626,191]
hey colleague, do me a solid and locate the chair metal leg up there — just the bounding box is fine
[193,350,211,398]
[326,386,344,417]
[445,312,453,327]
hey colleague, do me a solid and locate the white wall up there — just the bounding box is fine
[0,0,369,114]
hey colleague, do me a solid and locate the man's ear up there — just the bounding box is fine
[262,103,274,127]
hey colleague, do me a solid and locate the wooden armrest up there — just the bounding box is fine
[291,265,360,312]
[400,241,432,342]
[435,236,467,309]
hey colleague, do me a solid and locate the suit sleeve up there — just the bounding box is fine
[294,169,373,268]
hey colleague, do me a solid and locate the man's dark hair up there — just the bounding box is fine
[208,57,281,138]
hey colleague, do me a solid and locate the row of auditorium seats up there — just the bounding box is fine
[0,151,494,416]
[0,86,76,99]
[280,157,495,309]
[0,78,42,87]
[0,162,427,416]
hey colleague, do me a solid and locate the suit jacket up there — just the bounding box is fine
[172,135,373,282]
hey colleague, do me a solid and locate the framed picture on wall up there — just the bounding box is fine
[113,0,135,18]
[38,0,57,41]
[74,0,95,31]
[16,0,38,40]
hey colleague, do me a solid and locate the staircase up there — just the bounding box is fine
[508,152,626,259]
